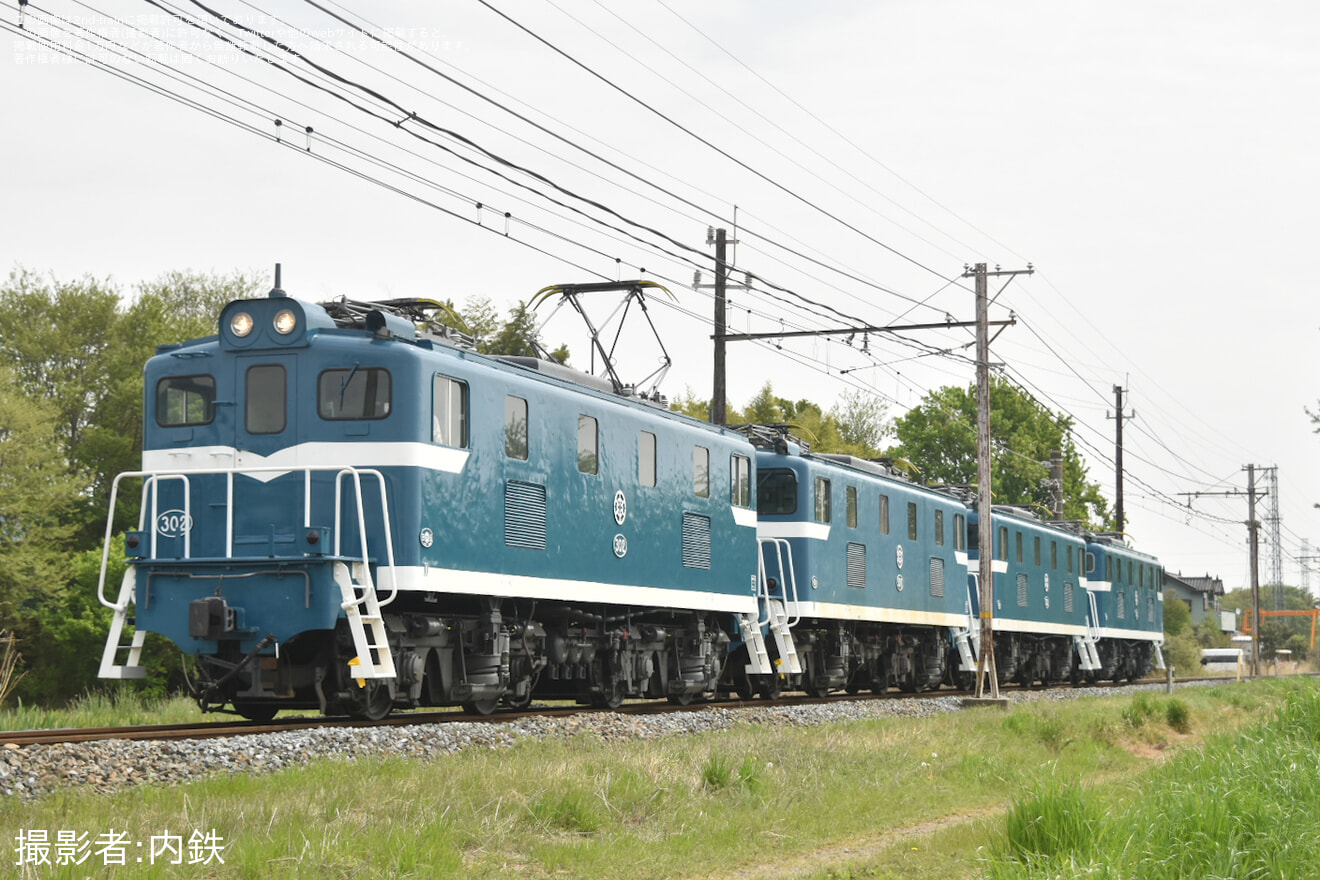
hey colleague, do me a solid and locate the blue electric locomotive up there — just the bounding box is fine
[96,280,1165,716]
[98,284,765,718]
[749,431,974,696]
[1085,536,1164,681]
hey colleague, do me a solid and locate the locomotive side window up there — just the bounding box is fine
[814,477,831,523]
[1067,545,1075,574]
[954,513,965,550]
[318,367,391,420]
[757,468,797,514]
[731,454,751,507]
[846,486,858,528]
[246,364,286,434]
[156,374,215,426]
[1015,531,1023,564]
[1034,536,1041,566]
[1051,541,1058,569]
[578,415,598,474]
[878,494,890,535]
[934,509,944,546]
[432,375,468,448]
[692,446,709,497]
[997,526,1008,561]
[505,396,528,460]
[907,502,918,540]
[639,431,657,487]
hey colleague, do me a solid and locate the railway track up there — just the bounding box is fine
[1,675,1245,749]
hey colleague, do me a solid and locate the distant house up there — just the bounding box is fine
[1164,571,1228,629]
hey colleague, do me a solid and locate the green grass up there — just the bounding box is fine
[1,679,1309,879]
[0,690,206,731]
[984,677,1320,879]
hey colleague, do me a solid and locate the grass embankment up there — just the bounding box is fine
[1,679,1312,879]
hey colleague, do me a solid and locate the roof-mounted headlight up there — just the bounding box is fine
[230,311,254,337]
[273,309,297,335]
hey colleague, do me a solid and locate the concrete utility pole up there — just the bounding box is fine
[1108,385,1134,536]
[1178,470,1269,676]
[712,228,728,426]
[1248,463,1262,677]
[963,262,1032,701]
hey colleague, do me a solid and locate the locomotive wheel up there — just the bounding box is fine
[729,647,754,700]
[757,674,783,701]
[592,680,625,710]
[802,654,831,699]
[233,702,278,723]
[462,697,501,716]
[347,681,393,721]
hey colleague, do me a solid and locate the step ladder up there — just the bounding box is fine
[334,562,396,679]
[766,599,802,675]
[737,613,773,675]
[1076,591,1103,671]
[1154,641,1166,671]
[98,568,147,680]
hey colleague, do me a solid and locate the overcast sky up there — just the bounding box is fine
[6,0,1320,592]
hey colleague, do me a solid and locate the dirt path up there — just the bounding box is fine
[713,804,1007,879]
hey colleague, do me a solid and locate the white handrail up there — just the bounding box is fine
[96,464,398,610]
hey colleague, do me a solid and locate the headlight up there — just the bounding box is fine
[273,309,297,335]
[230,312,254,337]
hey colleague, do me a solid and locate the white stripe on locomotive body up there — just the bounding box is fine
[1097,627,1163,641]
[731,507,758,528]
[1086,578,1112,593]
[756,522,831,541]
[992,559,1009,574]
[786,600,969,628]
[143,442,470,480]
[387,565,759,615]
[990,617,1090,637]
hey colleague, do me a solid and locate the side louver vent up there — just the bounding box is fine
[681,512,712,569]
[929,556,945,598]
[847,542,866,588]
[505,481,547,550]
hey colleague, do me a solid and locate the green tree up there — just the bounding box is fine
[477,301,569,365]
[831,388,890,457]
[1162,589,1191,637]
[890,376,1111,527]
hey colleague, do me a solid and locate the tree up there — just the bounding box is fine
[1162,589,1191,637]
[890,376,1111,527]
[831,388,890,457]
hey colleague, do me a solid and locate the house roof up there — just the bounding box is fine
[1165,571,1226,596]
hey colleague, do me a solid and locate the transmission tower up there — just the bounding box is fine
[1262,466,1282,609]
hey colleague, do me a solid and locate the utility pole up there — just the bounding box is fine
[1178,469,1269,677]
[964,262,1033,700]
[1247,464,1262,677]
[712,228,728,426]
[1107,385,1134,536]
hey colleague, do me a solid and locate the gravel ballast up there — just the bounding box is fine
[0,681,1218,802]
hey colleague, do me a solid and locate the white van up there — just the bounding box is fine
[1200,648,1245,674]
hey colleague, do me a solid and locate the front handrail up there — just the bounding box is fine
[97,465,398,611]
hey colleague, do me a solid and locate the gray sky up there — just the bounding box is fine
[6,0,1320,592]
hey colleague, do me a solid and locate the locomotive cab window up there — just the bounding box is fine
[814,477,831,523]
[432,375,468,448]
[846,486,858,528]
[639,431,657,487]
[578,415,599,474]
[318,367,391,420]
[878,494,890,535]
[505,396,528,460]
[693,445,709,497]
[954,513,966,550]
[246,364,286,435]
[156,374,216,426]
[731,454,751,507]
[997,526,1008,561]
[757,469,797,515]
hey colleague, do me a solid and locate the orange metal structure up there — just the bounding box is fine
[1242,608,1320,650]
